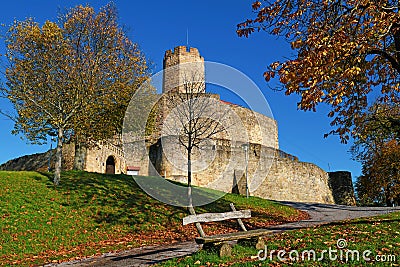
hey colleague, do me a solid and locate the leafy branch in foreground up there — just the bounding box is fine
[238,0,400,142]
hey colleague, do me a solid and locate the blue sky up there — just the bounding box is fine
[0,0,361,179]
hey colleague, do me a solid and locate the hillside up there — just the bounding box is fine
[0,171,307,266]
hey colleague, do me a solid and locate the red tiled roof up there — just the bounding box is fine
[220,100,238,106]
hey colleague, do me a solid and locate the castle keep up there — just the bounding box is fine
[1,46,356,205]
[163,46,205,93]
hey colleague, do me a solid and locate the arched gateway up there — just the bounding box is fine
[105,156,115,174]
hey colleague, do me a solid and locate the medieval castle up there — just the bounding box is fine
[1,46,356,205]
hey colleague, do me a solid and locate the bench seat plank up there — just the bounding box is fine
[195,229,272,244]
[183,210,251,226]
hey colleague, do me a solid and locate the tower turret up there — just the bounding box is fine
[162,46,205,93]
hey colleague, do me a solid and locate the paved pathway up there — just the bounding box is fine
[46,202,400,267]
[269,201,400,232]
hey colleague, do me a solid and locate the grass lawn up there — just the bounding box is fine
[0,171,306,266]
[158,212,400,266]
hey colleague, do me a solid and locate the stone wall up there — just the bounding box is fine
[230,104,279,149]
[62,143,75,171]
[253,157,335,203]
[84,140,126,174]
[61,140,126,174]
[0,150,55,172]
[149,135,335,204]
[123,138,153,176]
[158,93,279,150]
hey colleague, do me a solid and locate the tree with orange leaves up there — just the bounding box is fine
[238,0,400,142]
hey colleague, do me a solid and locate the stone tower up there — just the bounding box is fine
[162,46,205,93]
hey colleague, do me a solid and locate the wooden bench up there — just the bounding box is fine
[183,203,272,256]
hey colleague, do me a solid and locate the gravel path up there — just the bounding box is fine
[46,202,400,267]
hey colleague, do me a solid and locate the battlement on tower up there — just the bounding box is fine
[162,46,205,93]
[163,46,202,65]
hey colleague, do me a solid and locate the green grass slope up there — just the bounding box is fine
[0,171,306,266]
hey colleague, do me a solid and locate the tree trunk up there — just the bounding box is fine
[385,186,392,207]
[187,148,192,207]
[73,141,87,170]
[54,127,63,186]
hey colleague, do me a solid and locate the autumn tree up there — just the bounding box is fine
[238,0,400,142]
[352,103,400,205]
[355,140,400,206]
[1,3,149,185]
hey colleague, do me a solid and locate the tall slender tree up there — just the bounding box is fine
[1,3,149,185]
[162,73,231,206]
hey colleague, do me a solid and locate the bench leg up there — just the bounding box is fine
[255,237,266,250]
[202,242,232,257]
[219,242,232,257]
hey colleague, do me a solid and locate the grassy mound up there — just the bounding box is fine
[0,171,306,266]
